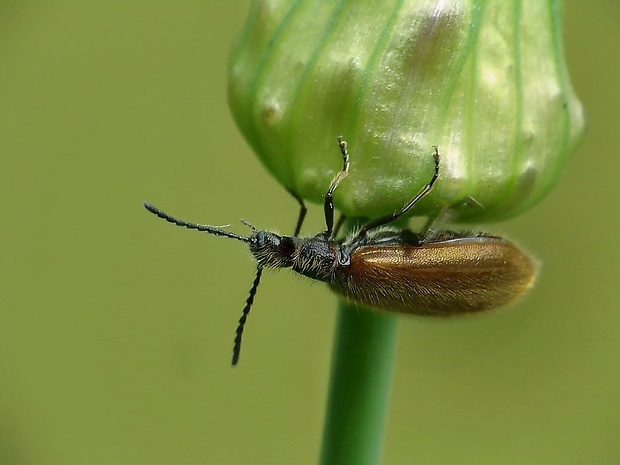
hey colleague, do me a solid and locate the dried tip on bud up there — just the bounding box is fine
[229,0,584,222]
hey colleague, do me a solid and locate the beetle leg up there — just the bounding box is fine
[287,189,307,237]
[324,137,350,238]
[358,146,440,237]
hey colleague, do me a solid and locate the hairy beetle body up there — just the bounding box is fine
[330,231,536,315]
[145,139,537,364]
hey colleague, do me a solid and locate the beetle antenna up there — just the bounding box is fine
[232,266,263,366]
[144,202,249,243]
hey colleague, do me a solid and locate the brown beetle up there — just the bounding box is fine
[145,138,537,365]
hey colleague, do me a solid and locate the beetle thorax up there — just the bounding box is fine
[292,233,340,283]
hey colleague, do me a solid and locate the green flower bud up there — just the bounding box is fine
[228,0,584,222]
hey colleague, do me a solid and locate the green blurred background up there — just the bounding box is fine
[1,2,619,464]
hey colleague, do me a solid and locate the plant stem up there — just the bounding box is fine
[320,301,398,465]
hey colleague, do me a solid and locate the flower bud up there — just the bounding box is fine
[229,0,584,222]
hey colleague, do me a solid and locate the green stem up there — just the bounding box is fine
[320,301,398,465]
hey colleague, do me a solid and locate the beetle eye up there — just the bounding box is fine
[250,231,271,251]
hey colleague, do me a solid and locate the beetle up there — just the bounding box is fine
[144,138,537,365]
